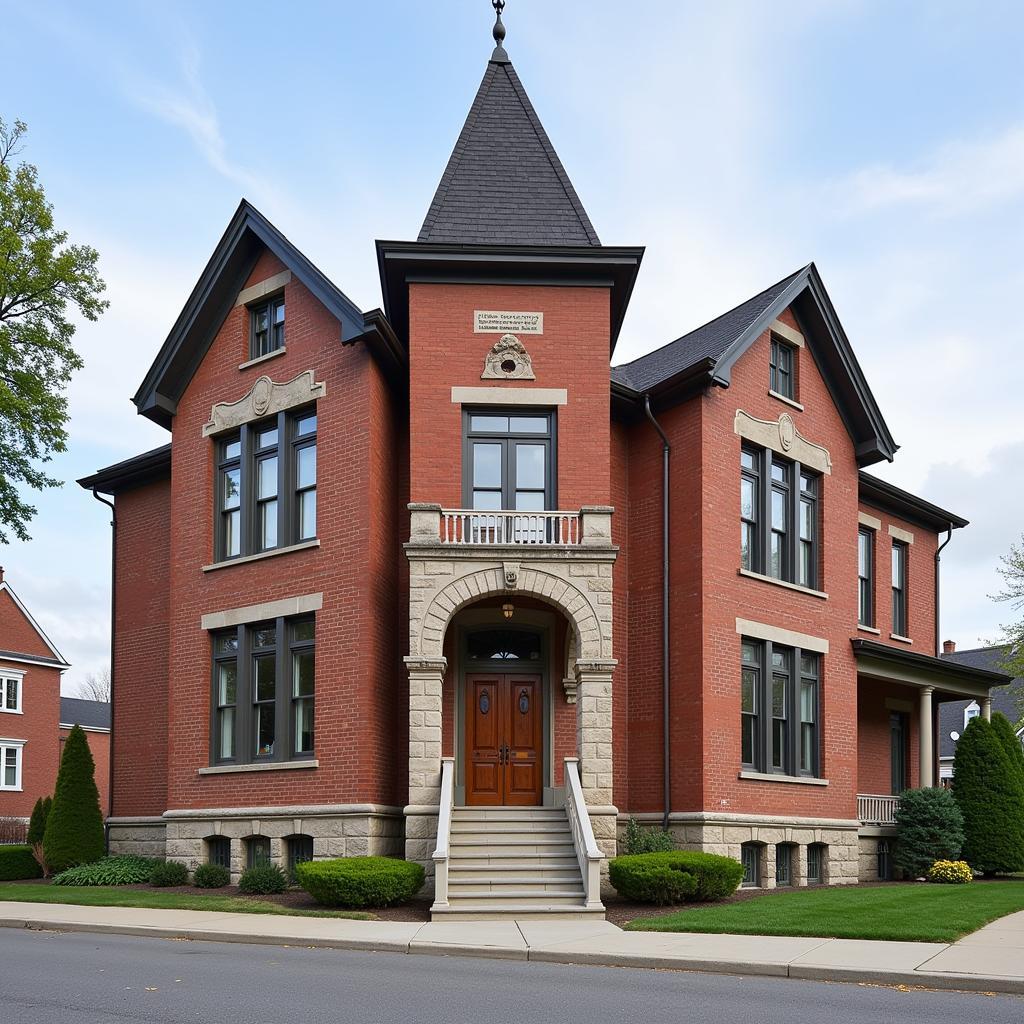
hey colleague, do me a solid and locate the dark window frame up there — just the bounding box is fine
[890,711,908,795]
[245,835,272,869]
[206,835,231,869]
[877,839,892,881]
[769,335,796,400]
[776,843,795,886]
[741,842,763,887]
[807,843,827,885]
[892,540,909,636]
[285,833,314,878]
[858,527,875,627]
[209,615,315,767]
[740,637,821,778]
[249,296,285,359]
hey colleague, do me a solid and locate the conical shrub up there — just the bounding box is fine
[991,711,1024,787]
[42,725,104,874]
[27,797,49,846]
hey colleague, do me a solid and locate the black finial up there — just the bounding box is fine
[490,0,509,63]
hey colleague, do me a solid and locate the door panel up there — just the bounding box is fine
[466,676,502,805]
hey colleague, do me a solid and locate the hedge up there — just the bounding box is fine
[609,851,744,905]
[149,861,190,887]
[193,863,230,889]
[0,845,43,881]
[296,857,425,908]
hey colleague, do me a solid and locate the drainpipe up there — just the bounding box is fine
[935,525,953,658]
[91,489,116,853]
[643,395,671,831]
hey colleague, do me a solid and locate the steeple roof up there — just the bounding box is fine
[418,57,601,247]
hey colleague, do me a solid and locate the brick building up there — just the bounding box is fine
[80,13,1007,914]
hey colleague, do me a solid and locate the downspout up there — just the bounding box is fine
[935,525,953,658]
[91,489,116,854]
[643,395,671,831]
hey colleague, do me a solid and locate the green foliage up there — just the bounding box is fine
[953,716,1024,875]
[296,857,425,908]
[193,863,230,889]
[26,796,50,846]
[991,711,1024,786]
[238,862,288,895]
[149,861,189,887]
[42,724,104,874]
[52,855,158,886]
[0,117,107,542]
[928,860,973,884]
[609,851,744,905]
[622,817,675,855]
[0,844,43,880]
[893,786,965,878]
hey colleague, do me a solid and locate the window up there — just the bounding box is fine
[858,528,874,627]
[740,639,820,777]
[877,840,892,881]
[250,297,285,359]
[891,541,908,636]
[285,834,314,878]
[206,836,231,869]
[211,616,315,765]
[776,843,795,886]
[245,835,271,869]
[0,742,23,790]
[1,672,23,714]
[739,445,820,588]
[770,336,795,400]
[964,702,980,727]
[740,842,762,887]
[215,408,317,561]
[807,843,827,885]
[464,410,554,513]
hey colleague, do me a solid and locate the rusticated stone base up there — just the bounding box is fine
[107,817,168,859]
[858,831,897,881]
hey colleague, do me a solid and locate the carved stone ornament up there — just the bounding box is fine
[502,561,520,589]
[733,409,832,475]
[779,413,795,452]
[202,370,326,437]
[481,334,536,381]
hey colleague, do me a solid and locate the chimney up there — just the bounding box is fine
[943,639,956,655]
[0,566,4,584]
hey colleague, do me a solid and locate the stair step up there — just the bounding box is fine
[449,882,584,896]
[449,873,582,885]
[450,831,571,844]
[449,855,580,869]
[449,841,576,855]
[449,864,580,878]
[446,894,587,908]
[431,905,604,922]
[450,821,569,834]
[452,808,568,821]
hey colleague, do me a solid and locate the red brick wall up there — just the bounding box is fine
[610,420,629,808]
[0,588,57,661]
[856,679,920,794]
[59,727,111,817]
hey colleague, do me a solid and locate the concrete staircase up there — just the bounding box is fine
[431,806,604,921]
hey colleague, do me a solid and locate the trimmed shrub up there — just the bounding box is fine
[238,862,287,895]
[296,857,425,908]
[43,725,104,874]
[991,712,1024,787]
[622,817,675,855]
[893,786,965,878]
[953,716,1024,875]
[26,798,49,846]
[0,845,43,881]
[149,861,190,887]
[193,863,230,889]
[52,855,160,886]
[928,860,973,884]
[609,851,744,905]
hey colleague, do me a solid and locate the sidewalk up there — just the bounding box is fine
[2,900,1023,995]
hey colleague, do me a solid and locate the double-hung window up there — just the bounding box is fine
[215,409,317,561]
[0,741,23,790]
[210,616,315,766]
[250,297,285,359]
[741,638,820,777]
[769,336,795,400]
[858,528,874,627]
[891,541,908,636]
[740,445,820,588]
[1,671,23,714]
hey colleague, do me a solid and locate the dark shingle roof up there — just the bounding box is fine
[60,697,111,731]
[611,267,806,392]
[418,59,600,246]
[939,646,1022,758]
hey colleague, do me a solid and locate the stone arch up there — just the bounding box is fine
[416,565,605,661]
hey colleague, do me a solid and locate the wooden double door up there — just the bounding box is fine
[465,673,543,806]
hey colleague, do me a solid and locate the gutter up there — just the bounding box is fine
[643,395,671,831]
[935,526,953,658]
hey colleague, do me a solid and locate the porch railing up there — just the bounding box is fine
[564,757,604,910]
[858,793,900,826]
[440,510,581,546]
[431,757,455,910]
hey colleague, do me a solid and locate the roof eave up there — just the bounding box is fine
[77,444,172,495]
[859,471,969,532]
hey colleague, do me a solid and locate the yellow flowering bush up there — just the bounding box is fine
[927,859,973,884]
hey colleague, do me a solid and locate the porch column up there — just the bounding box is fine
[575,659,618,863]
[919,685,934,788]
[404,656,446,878]
[982,695,993,721]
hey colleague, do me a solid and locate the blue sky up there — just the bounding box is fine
[2,0,1023,689]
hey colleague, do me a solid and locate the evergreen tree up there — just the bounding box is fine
[991,711,1024,787]
[42,725,104,873]
[952,716,1024,875]
[26,796,49,845]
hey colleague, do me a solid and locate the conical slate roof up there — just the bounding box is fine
[418,58,601,247]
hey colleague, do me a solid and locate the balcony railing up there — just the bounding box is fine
[858,793,900,826]
[440,509,581,546]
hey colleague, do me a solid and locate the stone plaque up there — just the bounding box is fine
[474,310,544,335]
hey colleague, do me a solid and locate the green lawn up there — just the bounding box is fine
[625,882,1024,943]
[0,882,371,920]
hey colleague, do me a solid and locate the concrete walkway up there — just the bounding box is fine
[2,901,1023,995]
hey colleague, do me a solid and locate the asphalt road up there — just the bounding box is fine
[0,928,1020,1024]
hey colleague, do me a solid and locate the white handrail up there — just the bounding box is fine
[564,757,604,910]
[440,509,581,546]
[857,793,900,826]
[431,757,455,909]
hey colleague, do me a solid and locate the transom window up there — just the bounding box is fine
[0,742,23,790]
[769,336,795,400]
[741,638,820,777]
[1,672,23,714]
[216,409,317,561]
[466,628,543,662]
[891,540,908,636]
[740,446,819,588]
[211,616,314,766]
[858,528,874,627]
[250,297,285,359]
[464,410,554,512]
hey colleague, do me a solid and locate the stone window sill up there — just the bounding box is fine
[768,389,804,412]
[202,539,320,573]
[738,568,828,600]
[738,770,829,787]
[239,347,286,371]
[199,759,319,776]
[0,708,24,715]
[890,633,913,644]
[857,625,881,635]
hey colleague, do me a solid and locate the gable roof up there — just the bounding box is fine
[60,697,111,731]
[612,263,898,466]
[418,56,600,247]
[939,645,1022,758]
[133,200,381,429]
[0,580,70,668]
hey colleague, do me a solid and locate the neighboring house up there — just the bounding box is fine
[78,13,1008,911]
[60,697,112,814]
[939,642,1023,784]
[0,569,71,819]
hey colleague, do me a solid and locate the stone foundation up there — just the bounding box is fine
[858,830,896,881]
[107,817,168,859]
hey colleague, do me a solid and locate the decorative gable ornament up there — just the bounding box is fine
[202,370,326,437]
[481,334,536,381]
